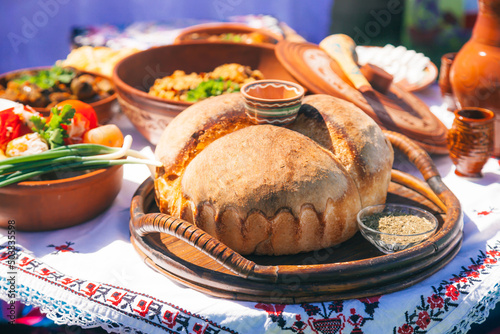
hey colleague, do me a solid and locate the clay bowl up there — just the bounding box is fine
[112,42,299,144]
[173,22,283,46]
[0,66,118,124]
[0,165,123,231]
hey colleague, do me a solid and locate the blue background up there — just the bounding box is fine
[0,0,333,73]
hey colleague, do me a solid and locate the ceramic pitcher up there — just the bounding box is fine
[450,0,500,157]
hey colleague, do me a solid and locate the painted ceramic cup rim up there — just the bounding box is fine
[454,107,495,123]
[240,79,305,103]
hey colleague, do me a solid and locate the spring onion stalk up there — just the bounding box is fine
[81,135,133,161]
[0,135,162,188]
[0,159,152,188]
[0,155,88,174]
[0,144,116,166]
[124,148,158,176]
[0,155,158,176]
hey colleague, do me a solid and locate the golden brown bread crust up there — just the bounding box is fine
[154,93,252,215]
[290,94,394,207]
[181,125,362,255]
[155,93,250,177]
[154,93,393,255]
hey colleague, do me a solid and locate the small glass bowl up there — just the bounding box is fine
[357,204,438,254]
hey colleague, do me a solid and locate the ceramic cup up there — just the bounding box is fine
[438,52,458,112]
[447,107,495,178]
[240,79,305,126]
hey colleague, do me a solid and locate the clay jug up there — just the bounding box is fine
[450,0,500,157]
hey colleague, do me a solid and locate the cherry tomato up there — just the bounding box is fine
[55,100,99,144]
[55,100,98,130]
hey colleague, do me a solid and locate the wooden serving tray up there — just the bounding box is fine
[130,131,462,303]
[274,41,449,154]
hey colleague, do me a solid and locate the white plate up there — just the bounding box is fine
[356,45,438,92]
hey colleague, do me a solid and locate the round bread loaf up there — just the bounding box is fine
[289,94,394,208]
[154,93,394,255]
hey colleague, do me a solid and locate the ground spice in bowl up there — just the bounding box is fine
[357,204,438,253]
[362,212,436,245]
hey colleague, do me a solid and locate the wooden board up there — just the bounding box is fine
[130,131,463,303]
[274,41,449,154]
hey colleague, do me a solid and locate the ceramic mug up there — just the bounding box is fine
[447,107,495,178]
[438,52,457,112]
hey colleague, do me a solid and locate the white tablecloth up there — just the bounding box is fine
[1,85,500,334]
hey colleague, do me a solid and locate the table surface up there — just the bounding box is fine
[1,85,500,334]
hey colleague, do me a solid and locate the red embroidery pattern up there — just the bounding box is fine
[255,303,286,317]
[255,297,380,334]
[474,206,499,216]
[394,242,500,333]
[0,245,236,334]
[477,210,493,216]
[47,241,77,254]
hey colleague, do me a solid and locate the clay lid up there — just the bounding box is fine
[274,40,448,154]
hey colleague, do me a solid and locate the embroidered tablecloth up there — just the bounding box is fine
[1,85,500,334]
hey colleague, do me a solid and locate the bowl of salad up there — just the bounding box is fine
[0,98,159,231]
[112,42,299,144]
[0,65,118,124]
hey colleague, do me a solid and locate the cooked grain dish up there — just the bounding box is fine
[148,63,264,102]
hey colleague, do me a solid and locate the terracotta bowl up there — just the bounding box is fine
[173,22,283,46]
[240,79,305,125]
[0,66,118,124]
[0,165,123,231]
[112,42,299,144]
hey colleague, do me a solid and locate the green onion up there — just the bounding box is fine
[0,144,116,166]
[0,135,161,188]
